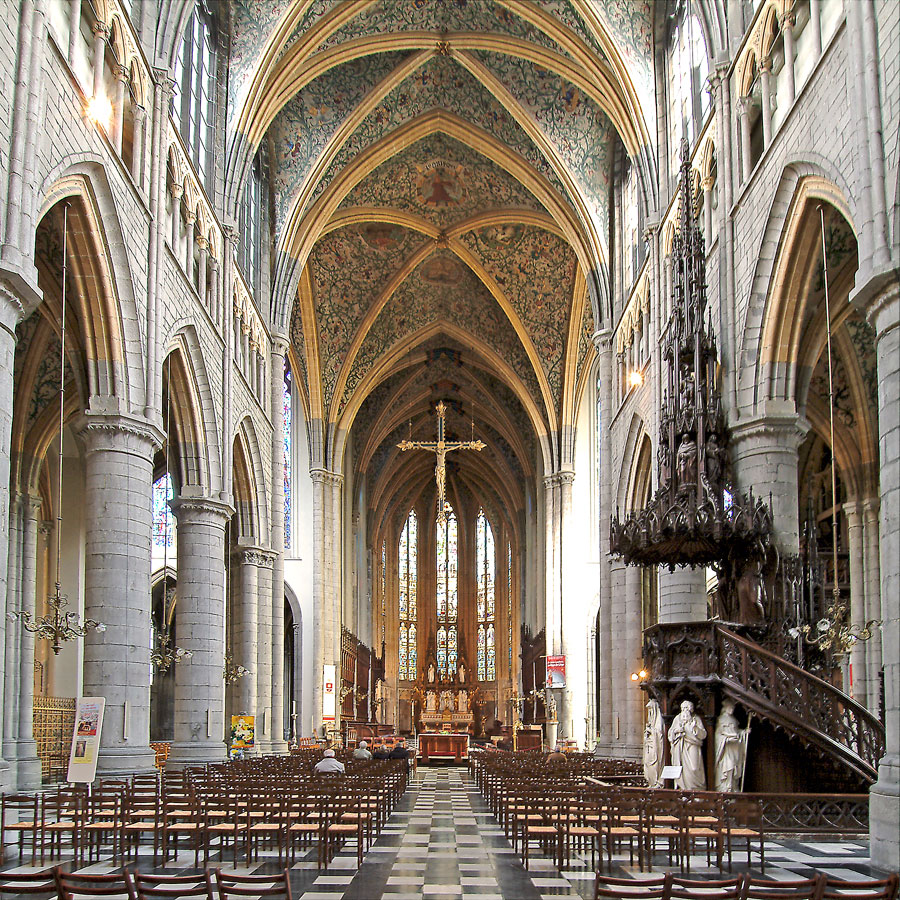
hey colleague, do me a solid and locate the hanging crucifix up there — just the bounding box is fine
[397,401,485,523]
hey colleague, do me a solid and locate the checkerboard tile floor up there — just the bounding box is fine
[0,767,883,899]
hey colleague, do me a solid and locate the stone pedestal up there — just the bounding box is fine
[167,495,232,768]
[78,413,163,776]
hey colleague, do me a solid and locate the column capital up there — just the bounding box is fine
[234,544,276,568]
[730,413,810,452]
[196,234,209,253]
[591,327,613,352]
[779,11,796,30]
[862,496,881,518]
[310,467,343,488]
[0,277,28,337]
[170,494,235,525]
[759,55,773,74]
[271,332,290,356]
[853,275,899,338]
[169,181,184,200]
[73,411,165,457]
[92,20,110,40]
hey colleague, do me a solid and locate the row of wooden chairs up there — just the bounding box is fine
[594,872,900,899]
[2,760,408,872]
[0,865,293,898]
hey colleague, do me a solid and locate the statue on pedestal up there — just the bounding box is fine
[457,689,468,712]
[714,700,749,792]
[427,663,436,684]
[426,690,437,711]
[643,699,666,788]
[668,699,707,790]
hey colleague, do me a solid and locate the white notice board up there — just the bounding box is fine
[67,697,105,783]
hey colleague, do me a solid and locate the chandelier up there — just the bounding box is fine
[223,651,251,684]
[787,206,880,659]
[13,202,105,654]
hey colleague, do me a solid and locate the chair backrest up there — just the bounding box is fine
[132,870,215,899]
[594,873,667,898]
[667,874,744,899]
[214,867,293,899]
[743,874,824,898]
[55,869,137,899]
[0,868,58,896]
[820,875,900,899]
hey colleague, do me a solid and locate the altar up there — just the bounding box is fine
[418,732,469,763]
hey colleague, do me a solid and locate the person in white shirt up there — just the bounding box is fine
[313,748,345,774]
[352,740,372,760]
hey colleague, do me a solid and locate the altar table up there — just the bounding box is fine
[418,732,469,763]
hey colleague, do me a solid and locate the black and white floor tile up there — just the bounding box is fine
[0,767,883,899]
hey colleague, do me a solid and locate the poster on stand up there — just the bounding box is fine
[230,715,255,758]
[323,665,336,722]
[67,697,105,783]
[546,655,566,688]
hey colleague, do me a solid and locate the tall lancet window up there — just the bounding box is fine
[507,541,513,674]
[436,506,458,677]
[398,510,417,681]
[476,508,496,681]
[283,361,292,549]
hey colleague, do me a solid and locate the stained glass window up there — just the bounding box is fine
[152,474,174,548]
[507,541,513,674]
[398,509,417,680]
[381,539,386,645]
[283,361,292,549]
[476,508,495,680]
[436,506,458,676]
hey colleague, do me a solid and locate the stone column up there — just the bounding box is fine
[78,413,163,775]
[863,498,883,716]
[168,495,232,768]
[269,337,288,750]
[310,469,342,736]
[759,58,773,148]
[731,415,809,553]
[607,559,627,752]
[543,472,562,738]
[112,64,127,154]
[622,564,643,756]
[557,470,578,744]
[738,97,752,184]
[197,235,208,308]
[67,0,81,64]
[845,500,867,705]
[255,552,274,750]
[702,176,714,247]
[184,212,195,281]
[169,184,183,251]
[233,545,259,721]
[867,284,900,870]
[0,286,26,789]
[780,13,796,105]
[131,105,146,189]
[90,21,109,101]
[809,0,822,57]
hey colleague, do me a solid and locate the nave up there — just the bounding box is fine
[0,766,882,900]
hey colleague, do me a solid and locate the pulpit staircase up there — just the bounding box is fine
[644,622,885,791]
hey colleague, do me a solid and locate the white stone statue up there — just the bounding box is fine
[427,663,436,683]
[458,662,466,683]
[457,689,468,712]
[668,699,707,790]
[426,690,437,711]
[643,699,666,788]
[440,690,452,711]
[714,700,748,792]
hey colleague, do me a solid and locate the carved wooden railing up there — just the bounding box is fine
[643,622,885,784]
[716,626,885,783]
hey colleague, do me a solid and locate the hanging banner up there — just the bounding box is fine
[323,664,336,722]
[67,697,106,783]
[230,715,255,758]
[546,655,566,688]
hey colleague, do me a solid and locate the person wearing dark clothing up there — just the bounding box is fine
[389,740,410,759]
[372,741,391,760]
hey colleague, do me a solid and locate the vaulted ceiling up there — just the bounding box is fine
[228,0,656,534]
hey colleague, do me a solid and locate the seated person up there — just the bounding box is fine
[352,740,372,760]
[546,744,567,764]
[313,748,345,774]
[372,740,392,760]
[389,739,411,759]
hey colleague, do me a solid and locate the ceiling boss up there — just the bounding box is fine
[397,401,485,524]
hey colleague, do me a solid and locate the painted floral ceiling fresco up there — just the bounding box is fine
[237,0,653,519]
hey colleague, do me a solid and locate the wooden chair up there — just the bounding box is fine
[819,875,900,899]
[38,790,84,865]
[0,868,58,896]
[742,874,825,898]
[131,869,216,899]
[594,872,667,899]
[724,796,765,873]
[214,867,293,899]
[245,793,285,863]
[666,874,744,899]
[55,868,138,899]
[320,789,364,870]
[161,795,204,866]
[603,795,646,872]
[84,790,126,862]
[520,792,561,870]
[681,796,723,872]
[0,792,39,864]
